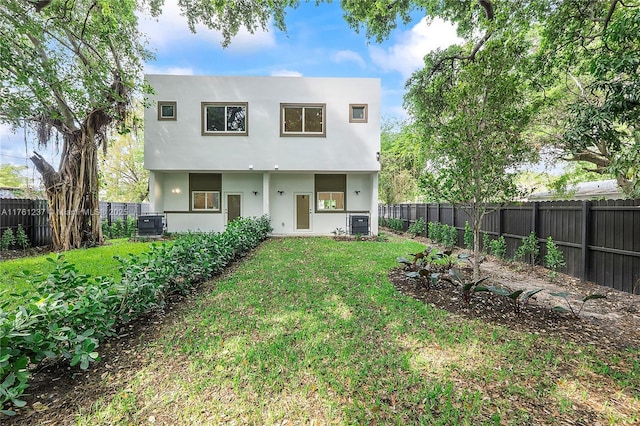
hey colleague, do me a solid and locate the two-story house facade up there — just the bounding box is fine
[144,75,380,235]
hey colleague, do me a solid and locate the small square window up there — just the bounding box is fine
[349,104,368,123]
[158,101,177,121]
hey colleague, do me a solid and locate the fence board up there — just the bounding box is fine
[379,199,640,294]
[1,198,149,249]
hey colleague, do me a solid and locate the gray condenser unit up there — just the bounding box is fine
[349,215,369,235]
[137,215,164,236]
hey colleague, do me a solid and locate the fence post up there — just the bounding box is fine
[497,205,502,237]
[531,202,538,237]
[106,202,112,226]
[581,200,591,282]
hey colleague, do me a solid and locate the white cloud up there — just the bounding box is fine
[369,17,463,78]
[270,69,303,77]
[138,0,275,52]
[144,65,195,75]
[332,50,366,68]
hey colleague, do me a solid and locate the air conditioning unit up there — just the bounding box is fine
[137,215,164,236]
[349,215,369,235]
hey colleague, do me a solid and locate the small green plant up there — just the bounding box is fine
[375,232,388,242]
[1,228,16,251]
[489,236,507,259]
[550,292,606,317]
[332,227,346,237]
[15,224,30,252]
[428,221,441,242]
[407,217,425,237]
[515,231,539,266]
[441,224,458,249]
[544,237,566,281]
[445,268,490,305]
[463,221,473,250]
[481,286,544,314]
[482,232,491,254]
[387,218,404,233]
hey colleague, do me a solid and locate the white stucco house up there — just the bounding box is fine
[144,75,380,235]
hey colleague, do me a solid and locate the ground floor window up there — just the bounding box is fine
[192,191,220,211]
[317,191,344,211]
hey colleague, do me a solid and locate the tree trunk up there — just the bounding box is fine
[31,128,103,251]
[472,212,482,281]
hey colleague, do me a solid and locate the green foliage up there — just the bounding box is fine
[489,236,507,259]
[481,286,544,314]
[0,164,27,188]
[544,237,566,281]
[1,228,16,251]
[482,232,491,255]
[463,221,473,250]
[102,218,137,240]
[550,292,607,317]
[515,232,539,266]
[0,215,272,414]
[386,218,404,233]
[407,217,425,237]
[448,268,490,305]
[15,225,30,251]
[378,120,426,204]
[427,222,458,249]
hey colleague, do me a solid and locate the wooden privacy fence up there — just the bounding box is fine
[379,200,640,294]
[0,198,150,248]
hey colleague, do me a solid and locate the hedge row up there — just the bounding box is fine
[0,215,273,416]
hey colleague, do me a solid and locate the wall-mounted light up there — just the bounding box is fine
[249,164,254,170]
[376,152,380,161]
[277,190,284,195]
[171,188,181,194]
[252,191,259,196]
[274,165,279,170]
[354,190,361,195]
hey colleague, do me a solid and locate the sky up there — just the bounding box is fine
[0,1,462,182]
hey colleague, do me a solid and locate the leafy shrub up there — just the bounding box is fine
[441,225,458,249]
[1,228,16,251]
[387,218,404,233]
[489,236,507,259]
[463,221,473,250]
[544,237,566,281]
[515,231,539,266]
[15,225,30,251]
[482,232,491,254]
[102,217,138,239]
[407,218,425,237]
[428,222,442,242]
[0,215,272,415]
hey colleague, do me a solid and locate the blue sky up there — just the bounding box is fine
[1,1,461,177]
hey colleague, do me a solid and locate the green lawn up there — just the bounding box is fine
[72,236,639,425]
[1,239,153,303]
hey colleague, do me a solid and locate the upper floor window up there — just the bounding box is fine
[349,104,368,123]
[280,103,326,137]
[201,102,248,136]
[158,101,177,121]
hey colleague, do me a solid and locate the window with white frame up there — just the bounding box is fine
[158,101,177,120]
[317,192,344,211]
[192,191,220,211]
[202,102,248,135]
[281,103,326,136]
[349,104,367,123]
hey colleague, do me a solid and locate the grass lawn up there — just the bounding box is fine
[71,236,639,425]
[1,238,153,304]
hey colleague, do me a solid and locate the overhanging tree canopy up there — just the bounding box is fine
[0,0,299,250]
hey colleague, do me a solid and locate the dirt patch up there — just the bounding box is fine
[391,236,640,352]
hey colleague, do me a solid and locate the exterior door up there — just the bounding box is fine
[295,193,311,231]
[226,193,242,224]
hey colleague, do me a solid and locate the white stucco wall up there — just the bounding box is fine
[144,75,381,173]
